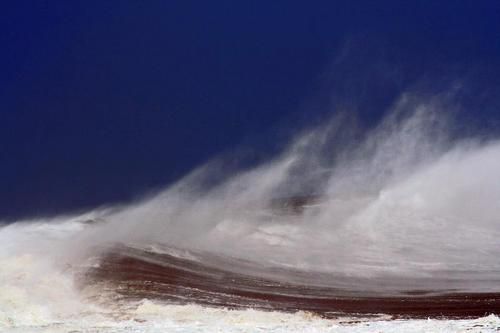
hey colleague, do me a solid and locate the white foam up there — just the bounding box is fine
[3,296,500,333]
[2,220,497,332]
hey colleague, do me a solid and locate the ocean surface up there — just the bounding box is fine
[1,216,499,333]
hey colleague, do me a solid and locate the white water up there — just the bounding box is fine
[0,220,499,332]
[1,91,500,331]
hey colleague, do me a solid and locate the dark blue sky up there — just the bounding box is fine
[1,1,500,220]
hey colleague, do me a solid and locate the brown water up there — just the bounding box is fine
[82,244,500,319]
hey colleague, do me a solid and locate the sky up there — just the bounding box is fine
[1,1,500,220]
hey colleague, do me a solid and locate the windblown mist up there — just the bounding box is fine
[74,90,500,279]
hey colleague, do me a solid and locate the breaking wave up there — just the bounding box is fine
[1,90,500,331]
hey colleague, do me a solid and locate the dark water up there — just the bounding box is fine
[82,244,500,319]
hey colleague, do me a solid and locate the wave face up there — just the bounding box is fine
[83,243,500,318]
[2,92,500,331]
